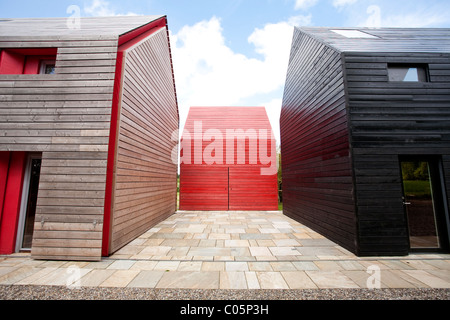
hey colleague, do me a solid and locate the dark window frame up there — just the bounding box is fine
[387,63,430,83]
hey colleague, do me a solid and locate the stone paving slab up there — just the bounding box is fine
[0,211,450,291]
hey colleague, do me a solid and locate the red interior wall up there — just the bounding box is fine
[23,56,41,74]
[0,50,25,74]
[0,49,57,75]
[0,152,27,254]
[0,152,11,227]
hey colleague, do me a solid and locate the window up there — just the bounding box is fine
[388,64,428,82]
[39,60,56,75]
[331,29,379,39]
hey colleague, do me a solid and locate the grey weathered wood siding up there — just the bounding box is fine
[344,51,450,255]
[280,29,357,253]
[109,28,178,253]
[0,35,118,260]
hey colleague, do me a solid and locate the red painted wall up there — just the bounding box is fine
[0,152,27,254]
[0,152,11,227]
[179,107,278,211]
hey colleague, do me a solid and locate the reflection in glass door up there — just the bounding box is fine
[401,160,440,249]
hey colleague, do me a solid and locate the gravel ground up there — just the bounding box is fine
[0,285,449,300]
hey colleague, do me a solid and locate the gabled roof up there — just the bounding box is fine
[297,27,450,53]
[0,16,165,38]
[181,107,276,168]
[183,107,274,134]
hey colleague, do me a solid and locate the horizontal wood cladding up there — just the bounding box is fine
[0,16,164,38]
[344,52,450,256]
[0,35,118,260]
[180,165,278,211]
[180,165,229,211]
[109,28,178,253]
[280,30,357,253]
[32,151,108,261]
[229,166,278,210]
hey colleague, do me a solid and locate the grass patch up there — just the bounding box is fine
[403,180,431,198]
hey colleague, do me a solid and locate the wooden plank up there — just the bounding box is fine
[33,222,103,232]
[0,79,114,88]
[57,53,118,61]
[0,93,114,102]
[33,230,102,240]
[57,46,118,54]
[0,74,115,81]
[56,60,116,67]
[0,86,114,95]
[56,66,116,74]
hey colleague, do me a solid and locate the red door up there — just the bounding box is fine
[180,165,278,211]
[179,165,229,211]
[229,166,278,210]
[0,152,27,254]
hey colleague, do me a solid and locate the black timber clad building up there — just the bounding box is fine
[281,27,450,256]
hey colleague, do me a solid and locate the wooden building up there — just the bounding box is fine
[0,16,179,261]
[281,27,450,256]
[180,107,278,211]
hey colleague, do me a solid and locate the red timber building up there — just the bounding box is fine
[179,107,278,211]
[0,16,179,261]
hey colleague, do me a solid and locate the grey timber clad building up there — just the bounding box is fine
[0,16,179,261]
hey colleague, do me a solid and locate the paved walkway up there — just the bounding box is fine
[1,211,450,290]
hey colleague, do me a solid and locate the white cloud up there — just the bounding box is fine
[84,0,139,17]
[333,0,358,8]
[171,16,311,140]
[294,0,319,11]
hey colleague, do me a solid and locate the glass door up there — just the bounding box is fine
[16,154,41,251]
[400,159,446,250]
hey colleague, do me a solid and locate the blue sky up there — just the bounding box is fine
[2,0,450,142]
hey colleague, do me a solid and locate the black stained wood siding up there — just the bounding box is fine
[280,29,357,253]
[344,52,450,256]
